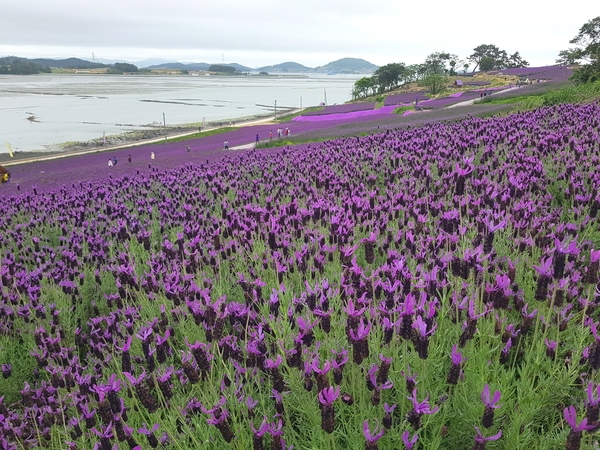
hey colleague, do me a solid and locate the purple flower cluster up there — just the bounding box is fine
[302,102,376,116]
[293,106,397,122]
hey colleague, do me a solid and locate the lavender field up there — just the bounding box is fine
[1,101,600,450]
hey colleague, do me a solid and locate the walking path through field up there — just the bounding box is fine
[2,111,300,167]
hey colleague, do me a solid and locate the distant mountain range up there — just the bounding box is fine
[2,56,378,74]
[255,58,378,74]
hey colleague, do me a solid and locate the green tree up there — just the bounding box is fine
[373,63,406,93]
[405,63,429,81]
[352,76,375,99]
[421,73,448,95]
[468,45,501,72]
[555,48,582,65]
[0,57,46,74]
[479,56,497,71]
[423,52,458,75]
[506,52,529,68]
[566,16,600,84]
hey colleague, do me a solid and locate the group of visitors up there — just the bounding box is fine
[276,127,290,138]
[107,155,134,166]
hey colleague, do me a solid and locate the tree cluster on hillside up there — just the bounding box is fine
[0,57,50,75]
[107,63,139,74]
[467,45,528,72]
[352,45,528,99]
[208,64,237,74]
[30,57,108,70]
[559,16,600,84]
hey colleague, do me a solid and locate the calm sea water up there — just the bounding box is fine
[0,73,362,152]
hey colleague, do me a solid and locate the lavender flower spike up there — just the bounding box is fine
[481,384,501,428]
[564,405,596,450]
[363,419,385,450]
[564,405,595,432]
[585,382,600,423]
[318,386,340,406]
[402,430,419,450]
[451,344,466,365]
[481,384,501,408]
[473,426,502,444]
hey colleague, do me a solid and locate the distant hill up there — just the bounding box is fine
[315,58,378,74]
[28,58,107,69]
[147,62,253,72]
[147,62,198,70]
[256,61,312,73]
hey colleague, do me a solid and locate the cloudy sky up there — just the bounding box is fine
[0,1,594,68]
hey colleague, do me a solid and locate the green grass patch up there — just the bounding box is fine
[393,106,414,115]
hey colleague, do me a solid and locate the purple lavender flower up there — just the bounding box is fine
[318,386,340,406]
[332,348,349,384]
[481,384,501,428]
[206,407,234,443]
[1,364,11,379]
[406,388,439,430]
[318,386,340,434]
[472,426,502,450]
[585,382,600,424]
[564,405,595,450]
[544,338,558,359]
[383,403,396,429]
[313,359,332,392]
[402,430,419,449]
[447,344,466,385]
[363,419,385,450]
[250,417,269,450]
[138,423,160,448]
[533,256,553,301]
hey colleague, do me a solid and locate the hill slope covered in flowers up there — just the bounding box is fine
[1,102,600,449]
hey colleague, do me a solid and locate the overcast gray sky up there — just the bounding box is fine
[0,1,595,68]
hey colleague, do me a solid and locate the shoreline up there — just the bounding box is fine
[1,108,297,167]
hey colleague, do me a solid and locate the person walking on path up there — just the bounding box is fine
[151,152,155,160]
[256,134,260,146]
[187,145,191,153]
[128,154,132,163]
[224,140,229,150]
[108,159,113,167]
[269,131,273,140]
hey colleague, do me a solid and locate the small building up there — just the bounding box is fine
[454,80,464,86]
